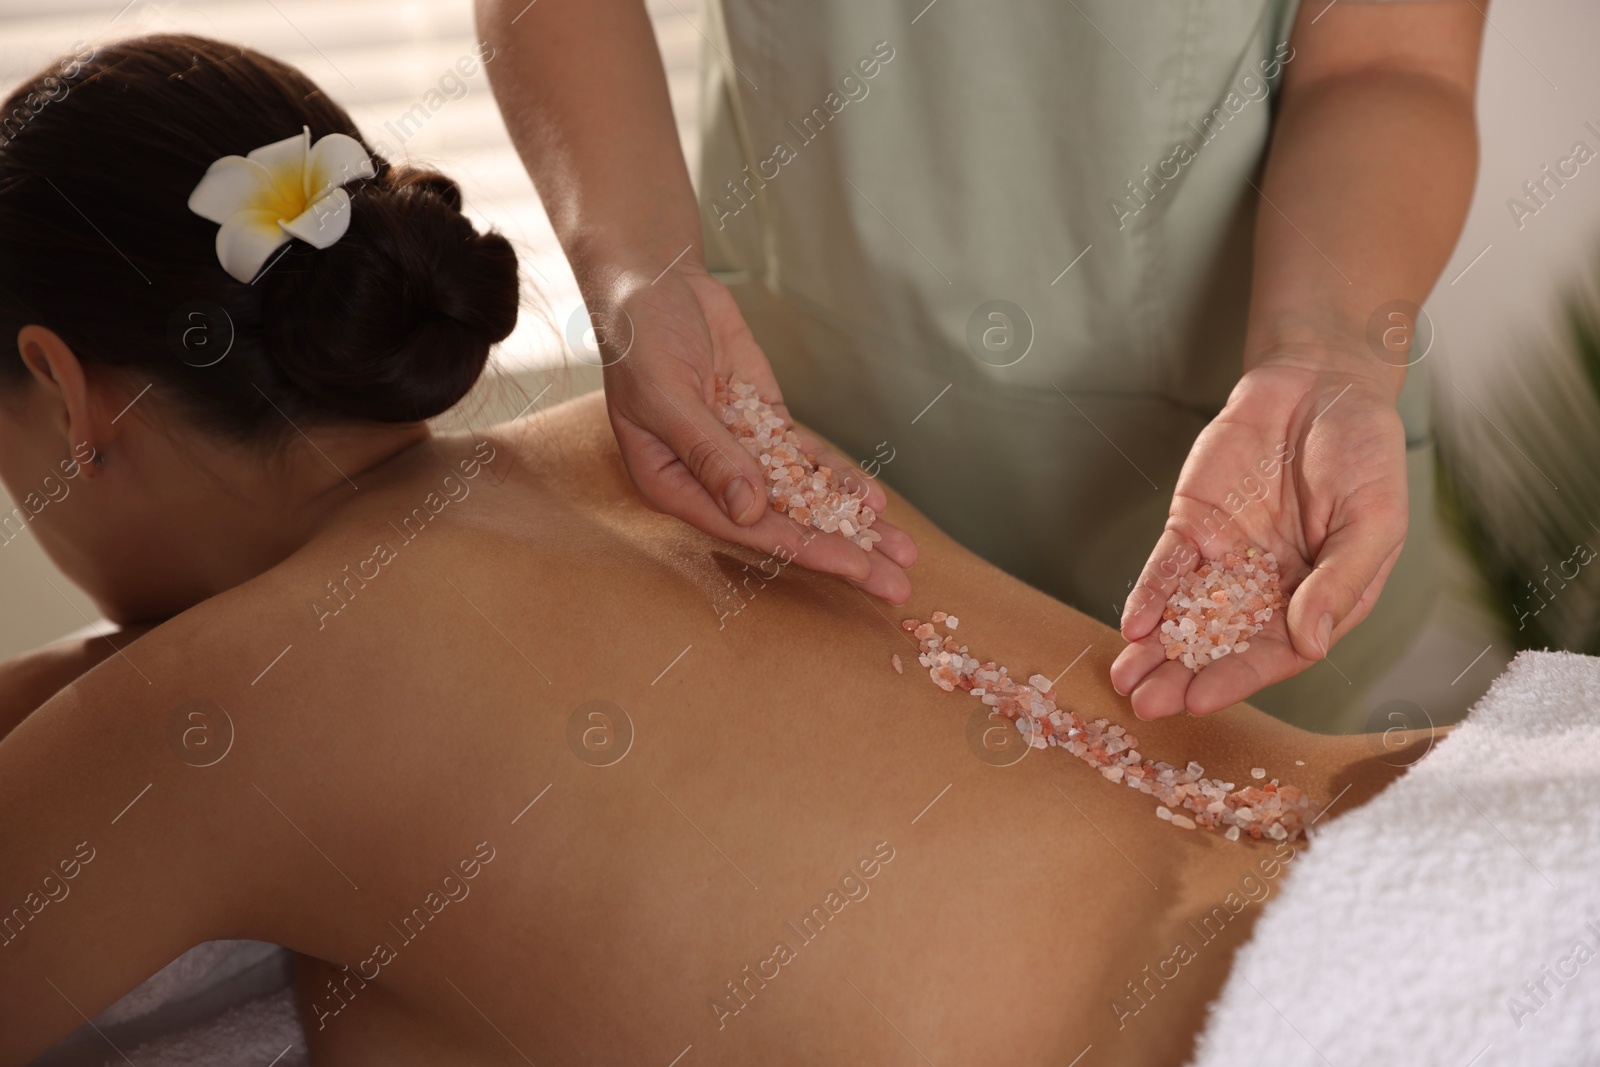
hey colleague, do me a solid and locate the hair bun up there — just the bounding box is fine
[261,166,519,423]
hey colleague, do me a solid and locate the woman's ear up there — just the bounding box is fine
[15,325,116,477]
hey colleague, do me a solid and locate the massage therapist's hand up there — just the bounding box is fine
[1111,353,1408,718]
[1104,0,1483,717]
[477,0,913,601]
[598,261,918,603]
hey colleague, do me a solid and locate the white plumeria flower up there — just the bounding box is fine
[187,126,376,283]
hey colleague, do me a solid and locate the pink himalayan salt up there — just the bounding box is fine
[712,376,882,551]
[1157,540,1286,672]
[899,614,1320,843]
[892,653,903,674]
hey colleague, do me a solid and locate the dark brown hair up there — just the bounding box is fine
[0,34,519,434]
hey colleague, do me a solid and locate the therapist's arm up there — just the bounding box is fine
[475,0,916,602]
[1113,0,1483,718]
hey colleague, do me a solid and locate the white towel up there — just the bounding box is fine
[93,988,304,1067]
[1188,650,1600,1066]
[94,941,282,1027]
[30,941,302,1067]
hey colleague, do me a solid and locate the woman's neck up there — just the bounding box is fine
[105,422,434,623]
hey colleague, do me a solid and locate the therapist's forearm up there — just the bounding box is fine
[1241,67,1478,398]
[475,0,702,289]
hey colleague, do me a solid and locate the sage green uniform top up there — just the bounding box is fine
[696,0,1435,730]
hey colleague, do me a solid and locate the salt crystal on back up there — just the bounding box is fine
[901,611,1320,844]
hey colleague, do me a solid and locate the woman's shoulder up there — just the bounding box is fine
[494,386,631,495]
[0,385,628,847]
[0,598,317,1051]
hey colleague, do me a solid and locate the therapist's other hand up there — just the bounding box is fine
[596,263,917,603]
[1110,356,1408,718]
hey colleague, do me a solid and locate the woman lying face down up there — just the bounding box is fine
[0,35,1430,1067]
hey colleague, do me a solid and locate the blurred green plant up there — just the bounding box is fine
[1437,262,1600,654]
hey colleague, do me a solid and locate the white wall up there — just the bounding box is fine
[0,518,100,657]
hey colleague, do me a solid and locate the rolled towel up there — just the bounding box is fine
[1189,650,1600,1066]
[31,940,298,1066]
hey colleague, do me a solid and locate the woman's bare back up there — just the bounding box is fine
[0,392,1407,1066]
